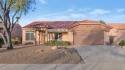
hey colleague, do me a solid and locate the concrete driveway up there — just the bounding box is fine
[75,45,125,70]
[0,45,125,70]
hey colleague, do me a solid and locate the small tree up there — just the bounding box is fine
[0,0,36,49]
[119,40,125,48]
[99,20,106,24]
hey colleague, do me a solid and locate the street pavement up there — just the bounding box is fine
[0,45,125,70]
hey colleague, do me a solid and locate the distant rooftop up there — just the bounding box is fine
[108,24,125,30]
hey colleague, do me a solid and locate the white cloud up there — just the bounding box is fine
[87,14,125,23]
[79,8,91,12]
[104,15,125,23]
[70,13,86,18]
[31,13,86,21]
[67,8,91,13]
[38,0,47,4]
[116,9,125,12]
[33,15,71,21]
[20,7,125,27]
[67,9,74,12]
[89,9,111,15]
[52,15,70,20]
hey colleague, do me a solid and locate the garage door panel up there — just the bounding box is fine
[74,31,104,45]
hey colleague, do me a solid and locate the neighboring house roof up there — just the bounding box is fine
[108,24,125,30]
[23,20,112,29]
[0,23,22,38]
[11,23,22,38]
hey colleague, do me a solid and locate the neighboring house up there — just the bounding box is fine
[108,24,125,44]
[22,20,112,45]
[11,23,22,39]
[0,23,22,39]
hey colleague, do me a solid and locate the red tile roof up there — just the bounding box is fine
[23,20,112,29]
[108,24,125,30]
[23,21,80,29]
[71,20,112,29]
[83,20,100,23]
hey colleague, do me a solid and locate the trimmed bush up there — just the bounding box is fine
[12,39,18,45]
[119,40,125,48]
[11,37,21,45]
[44,41,71,46]
[0,38,4,45]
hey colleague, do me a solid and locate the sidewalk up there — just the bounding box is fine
[0,64,85,70]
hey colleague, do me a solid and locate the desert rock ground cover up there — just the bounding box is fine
[0,45,84,64]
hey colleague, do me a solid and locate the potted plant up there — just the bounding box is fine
[119,40,125,48]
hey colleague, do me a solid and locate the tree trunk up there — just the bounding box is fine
[0,44,2,48]
[6,31,13,50]
[0,33,7,45]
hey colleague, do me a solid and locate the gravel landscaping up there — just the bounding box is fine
[0,45,84,64]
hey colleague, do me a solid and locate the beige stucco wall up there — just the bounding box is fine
[61,32,73,44]
[22,29,26,44]
[104,31,109,45]
[108,28,125,44]
[115,30,125,44]
[108,28,118,36]
[109,28,125,44]
[72,24,101,31]
[45,32,73,43]
[22,28,35,44]
[62,32,68,41]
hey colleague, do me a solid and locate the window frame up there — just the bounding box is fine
[54,33,62,41]
[26,31,34,41]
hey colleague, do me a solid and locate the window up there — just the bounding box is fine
[55,33,62,41]
[26,31,34,40]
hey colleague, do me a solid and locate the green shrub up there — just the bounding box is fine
[44,41,71,46]
[119,40,125,47]
[0,38,4,45]
[11,37,21,45]
[12,39,18,45]
[44,41,54,46]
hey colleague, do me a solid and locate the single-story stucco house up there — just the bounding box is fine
[22,20,113,45]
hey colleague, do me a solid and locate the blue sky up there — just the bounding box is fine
[20,0,125,26]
